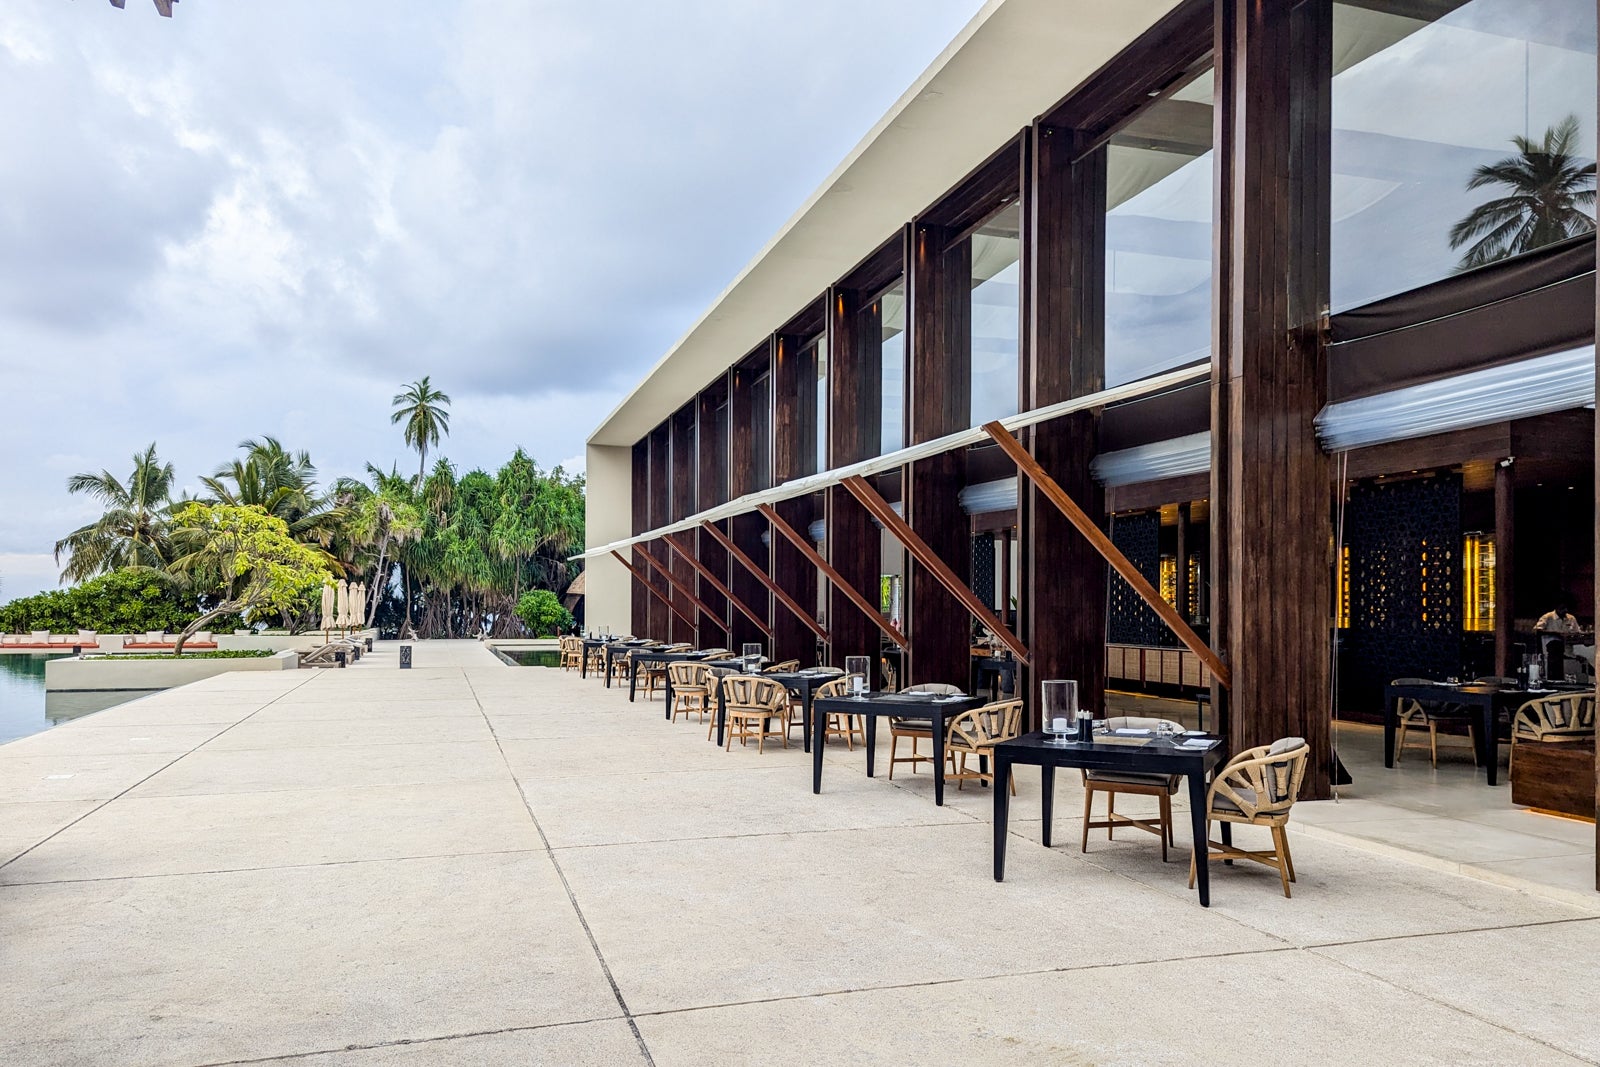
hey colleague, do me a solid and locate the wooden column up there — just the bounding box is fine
[728,359,771,651]
[1022,122,1108,725]
[645,424,671,642]
[906,222,972,686]
[1494,459,1516,677]
[828,286,884,668]
[771,334,819,665]
[629,440,651,636]
[669,405,697,644]
[1175,502,1190,623]
[1592,2,1599,880]
[1214,0,1333,798]
[696,387,729,638]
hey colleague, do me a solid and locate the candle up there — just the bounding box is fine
[1051,716,1069,734]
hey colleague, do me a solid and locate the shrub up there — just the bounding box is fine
[109,649,276,660]
[0,570,241,635]
[515,588,573,637]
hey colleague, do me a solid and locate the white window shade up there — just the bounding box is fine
[958,477,1019,514]
[1315,346,1596,452]
[1090,432,1211,486]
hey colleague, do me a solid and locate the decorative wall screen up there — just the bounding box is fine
[972,534,996,612]
[1108,512,1175,646]
[1343,475,1463,705]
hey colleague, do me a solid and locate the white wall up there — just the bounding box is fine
[585,442,633,634]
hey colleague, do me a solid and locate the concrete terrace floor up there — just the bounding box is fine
[0,643,1596,1066]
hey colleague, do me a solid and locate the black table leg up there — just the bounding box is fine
[801,688,812,754]
[979,753,989,788]
[993,752,1010,882]
[581,649,589,680]
[932,713,946,806]
[1480,699,1498,786]
[1187,772,1210,907]
[1220,821,1233,865]
[662,670,674,720]
[715,683,727,747]
[627,659,639,702]
[864,709,877,777]
[605,648,614,689]
[812,699,825,794]
[1040,763,1055,848]
[1383,692,1396,767]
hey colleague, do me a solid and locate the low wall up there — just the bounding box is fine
[45,650,300,691]
[3,630,376,655]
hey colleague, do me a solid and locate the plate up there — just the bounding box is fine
[1182,730,1207,738]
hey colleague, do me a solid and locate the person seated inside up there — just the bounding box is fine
[1535,600,1583,636]
[1535,600,1583,681]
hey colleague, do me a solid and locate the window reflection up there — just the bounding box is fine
[1331,0,1597,310]
[1105,67,1214,388]
[812,339,827,473]
[879,284,905,454]
[970,203,1020,425]
[750,372,771,490]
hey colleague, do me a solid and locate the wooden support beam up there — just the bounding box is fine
[756,503,908,650]
[700,522,829,641]
[662,533,773,639]
[635,544,729,638]
[981,422,1229,688]
[840,475,1029,666]
[610,551,697,631]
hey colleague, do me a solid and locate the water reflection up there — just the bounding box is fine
[0,654,148,743]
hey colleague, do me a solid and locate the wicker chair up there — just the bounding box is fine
[813,676,864,749]
[946,699,1023,792]
[721,675,791,753]
[764,659,800,673]
[1509,691,1595,775]
[668,662,711,724]
[1189,737,1310,898]
[559,636,582,671]
[1393,677,1477,767]
[1081,716,1185,861]
[888,683,963,779]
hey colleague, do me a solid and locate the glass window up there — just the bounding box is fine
[1332,0,1597,310]
[970,203,1021,425]
[750,372,771,491]
[711,400,728,504]
[1105,67,1214,387]
[812,339,827,474]
[879,284,906,455]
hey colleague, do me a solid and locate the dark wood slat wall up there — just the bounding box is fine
[1214,0,1333,798]
[646,424,671,642]
[728,358,772,652]
[630,440,651,636]
[1592,0,1599,885]
[906,222,974,686]
[1022,123,1108,727]
[827,285,885,667]
[771,334,820,666]
[669,405,698,643]
[696,387,730,640]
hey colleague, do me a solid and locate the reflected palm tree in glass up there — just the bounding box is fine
[1449,114,1596,271]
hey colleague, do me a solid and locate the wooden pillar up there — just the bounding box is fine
[906,221,972,686]
[728,360,771,651]
[629,440,651,636]
[1494,459,1516,677]
[696,387,729,638]
[771,334,820,665]
[827,286,883,667]
[669,406,697,644]
[1591,0,1599,881]
[1022,122,1107,726]
[1214,0,1333,798]
[1175,502,1190,623]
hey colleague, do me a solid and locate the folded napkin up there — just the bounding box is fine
[1113,728,1152,737]
[1179,738,1217,749]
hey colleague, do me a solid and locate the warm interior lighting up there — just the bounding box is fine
[1186,554,1201,623]
[1463,532,1496,633]
[1335,544,1351,629]
[1160,556,1177,607]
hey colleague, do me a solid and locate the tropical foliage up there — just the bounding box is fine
[23,379,586,641]
[1450,115,1597,270]
[0,569,228,635]
[516,589,574,637]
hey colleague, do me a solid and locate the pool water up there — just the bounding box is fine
[497,648,562,668]
[0,654,147,744]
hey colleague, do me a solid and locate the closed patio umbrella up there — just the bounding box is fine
[320,582,336,633]
[336,579,351,632]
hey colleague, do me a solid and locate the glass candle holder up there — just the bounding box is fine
[742,642,763,669]
[1042,680,1079,744]
[845,655,870,698]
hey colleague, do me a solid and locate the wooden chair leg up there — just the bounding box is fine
[1157,793,1171,863]
[888,733,899,780]
[1468,723,1479,767]
[1395,720,1407,763]
[1080,785,1094,853]
[1106,792,1116,841]
[1271,825,1292,898]
[1508,736,1516,776]
[1429,722,1438,767]
[1280,828,1297,883]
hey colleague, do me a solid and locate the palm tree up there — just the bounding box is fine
[202,437,347,564]
[53,442,176,582]
[391,377,452,483]
[349,465,424,627]
[1449,114,1596,270]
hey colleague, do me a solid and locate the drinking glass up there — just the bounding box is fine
[742,642,763,670]
[1042,680,1078,744]
[845,656,870,699]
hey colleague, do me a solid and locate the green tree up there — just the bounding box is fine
[53,442,176,582]
[1449,114,1597,270]
[0,569,219,635]
[515,589,573,637]
[390,376,452,483]
[348,466,424,628]
[163,503,333,654]
[202,437,348,584]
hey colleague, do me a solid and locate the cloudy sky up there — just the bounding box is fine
[0,0,983,600]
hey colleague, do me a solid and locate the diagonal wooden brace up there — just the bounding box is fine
[980,420,1230,688]
[700,521,828,641]
[634,544,730,637]
[756,503,908,651]
[839,476,1029,666]
[661,532,773,639]
[610,550,697,632]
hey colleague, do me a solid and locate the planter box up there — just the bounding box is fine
[45,650,300,692]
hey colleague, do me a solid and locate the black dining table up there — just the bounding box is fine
[604,640,657,687]
[991,731,1228,906]
[809,691,986,806]
[1381,681,1579,786]
[971,655,1017,700]
[628,648,712,704]
[710,667,840,753]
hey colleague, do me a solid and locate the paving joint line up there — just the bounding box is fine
[464,671,658,1067]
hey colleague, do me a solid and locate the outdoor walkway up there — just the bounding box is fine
[2,642,1597,1065]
